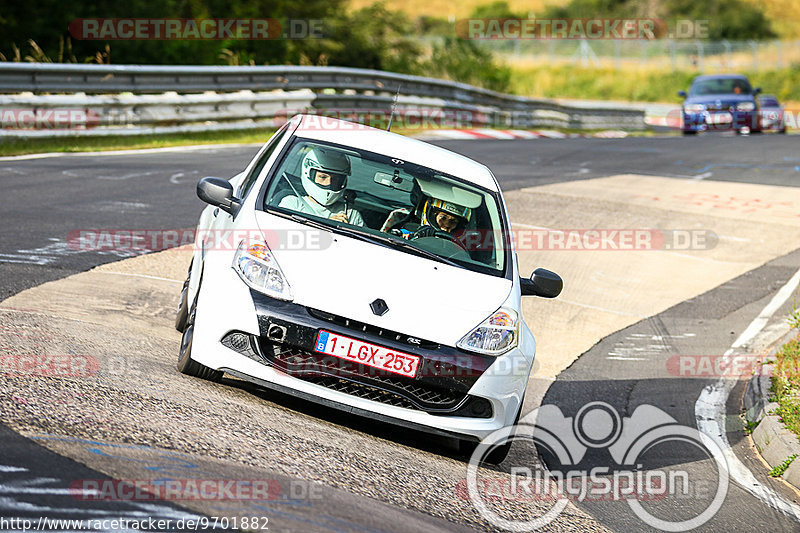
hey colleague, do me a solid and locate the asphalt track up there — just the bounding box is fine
[2,133,800,531]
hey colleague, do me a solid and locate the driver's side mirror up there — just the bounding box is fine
[197,177,241,214]
[754,87,762,94]
[520,268,563,298]
[678,90,687,98]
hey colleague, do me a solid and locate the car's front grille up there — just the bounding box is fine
[704,103,735,112]
[219,331,491,417]
[306,307,439,350]
[263,341,465,410]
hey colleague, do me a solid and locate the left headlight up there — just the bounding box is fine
[736,102,755,112]
[232,240,293,301]
[457,308,519,356]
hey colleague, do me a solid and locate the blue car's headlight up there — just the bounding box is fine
[684,104,705,114]
[736,102,756,112]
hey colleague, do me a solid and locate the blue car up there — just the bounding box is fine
[678,74,762,135]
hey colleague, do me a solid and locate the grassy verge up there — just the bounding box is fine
[0,128,276,157]
[770,334,800,438]
[509,64,800,104]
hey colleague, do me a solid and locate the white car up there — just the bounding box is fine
[175,114,562,463]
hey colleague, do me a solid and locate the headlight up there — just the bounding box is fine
[737,102,755,112]
[457,308,518,356]
[684,104,705,114]
[232,240,293,301]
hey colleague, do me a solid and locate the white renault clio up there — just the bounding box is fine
[176,114,562,463]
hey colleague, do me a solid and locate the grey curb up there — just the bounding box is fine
[746,330,800,488]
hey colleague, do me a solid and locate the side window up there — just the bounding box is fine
[238,126,288,199]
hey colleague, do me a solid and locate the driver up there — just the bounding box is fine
[411,197,471,239]
[279,146,364,226]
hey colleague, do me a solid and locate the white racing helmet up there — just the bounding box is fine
[301,147,351,206]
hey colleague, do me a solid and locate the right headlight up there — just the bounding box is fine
[684,104,705,114]
[457,307,519,356]
[736,101,755,112]
[232,240,293,301]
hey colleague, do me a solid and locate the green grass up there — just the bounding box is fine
[769,335,800,439]
[509,64,800,104]
[0,128,275,156]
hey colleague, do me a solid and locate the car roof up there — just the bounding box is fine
[290,114,499,191]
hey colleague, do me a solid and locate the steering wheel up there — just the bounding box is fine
[432,230,468,251]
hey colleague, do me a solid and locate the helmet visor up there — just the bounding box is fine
[310,168,347,191]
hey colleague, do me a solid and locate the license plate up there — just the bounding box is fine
[314,330,420,378]
[707,112,732,124]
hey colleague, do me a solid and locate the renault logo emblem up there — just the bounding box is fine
[370,299,389,316]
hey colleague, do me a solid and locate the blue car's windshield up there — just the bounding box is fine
[690,78,752,96]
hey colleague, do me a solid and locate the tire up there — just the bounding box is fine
[682,130,697,136]
[177,289,223,382]
[175,259,192,332]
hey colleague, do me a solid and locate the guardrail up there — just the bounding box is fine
[0,63,645,136]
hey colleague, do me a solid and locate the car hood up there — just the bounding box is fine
[255,211,513,347]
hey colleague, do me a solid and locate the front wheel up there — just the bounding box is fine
[177,293,223,382]
[175,259,193,332]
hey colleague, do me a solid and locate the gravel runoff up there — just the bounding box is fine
[0,275,609,533]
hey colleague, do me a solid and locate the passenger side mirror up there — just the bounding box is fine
[521,268,563,298]
[678,90,687,98]
[197,177,241,214]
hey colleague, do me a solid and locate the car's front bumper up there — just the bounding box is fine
[189,258,533,441]
[682,110,759,132]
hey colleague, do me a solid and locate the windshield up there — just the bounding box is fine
[261,138,508,276]
[690,78,752,96]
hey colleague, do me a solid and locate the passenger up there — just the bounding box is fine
[279,147,364,226]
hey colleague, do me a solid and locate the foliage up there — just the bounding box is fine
[509,63,800,103]
[542,0,776,40]
[769,336,800,439]
[469,1,526,19]
[769,454,798,477]
[429,37,512,92]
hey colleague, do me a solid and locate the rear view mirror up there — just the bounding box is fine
[678,90,687,98]
[374,171,414,192]
[521,268,563,298]
[197,177,241,214]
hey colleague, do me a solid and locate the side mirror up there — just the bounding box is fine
[521,268,563,298]
[678,90,687,98]
[754,87,762,94]
[197,177,241,214]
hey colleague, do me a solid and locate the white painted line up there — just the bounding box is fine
[94,271,183,284]
[691,172,713,181]
[606,356,648,361]
[695,266,800,521]
[0,143,258,162]
[0,466,28,473]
